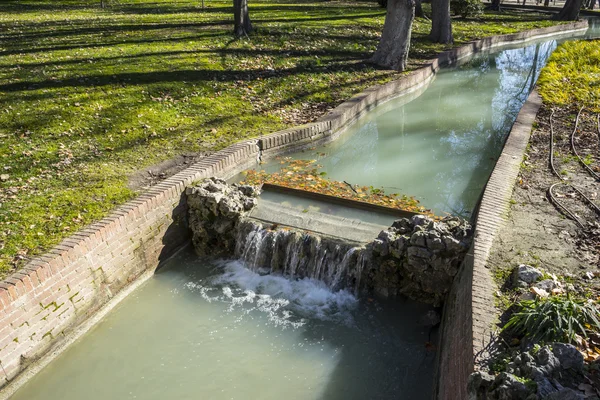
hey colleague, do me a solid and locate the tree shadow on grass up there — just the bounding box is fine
[110,3,377,16]
[0,0,91,13]
[0,59,385,93]
[0,11,383,49]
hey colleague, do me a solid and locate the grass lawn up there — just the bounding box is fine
[0,0,568,277]
[538,39,600,111]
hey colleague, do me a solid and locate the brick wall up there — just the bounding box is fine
[435,90,544,399]
[0,142,259,387]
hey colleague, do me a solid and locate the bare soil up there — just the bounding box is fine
[489,105,600,293]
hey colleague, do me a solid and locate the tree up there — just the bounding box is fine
[233,0,252,37]
[488,0,501,11]
[430,0,453,43]
[371,0,416,71]
[415,0,425,17]
[554,0,583,20]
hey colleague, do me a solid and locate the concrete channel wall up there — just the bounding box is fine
[435,90,544,400]
[0,20,588,398]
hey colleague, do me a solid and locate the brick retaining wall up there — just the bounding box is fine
[435,90,544,399]
[0,20,588,396]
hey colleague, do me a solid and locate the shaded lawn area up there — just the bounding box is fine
[0,0,567,276]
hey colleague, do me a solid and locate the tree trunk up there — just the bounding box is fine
[371,0,416,71]
[233,0,252,37]
[415,0,425,18]
[554,0,583,20]
[430,0,453,44]
[489,0,501,10]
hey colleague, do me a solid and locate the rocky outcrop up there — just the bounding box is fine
[468,343,589,400]
[370,215,472,305]
[186,179,472,305]
[186,178,260,256]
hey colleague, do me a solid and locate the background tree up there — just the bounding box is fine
[488,0,501,11]
[371,0,416,71]
[415,0,425,17]
[554,0,583,20]
[430,0,453,43]
[233,0,252,37]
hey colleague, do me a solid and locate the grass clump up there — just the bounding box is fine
[538,40,600,111]
[503,294,600,344]
[0,0,566,277]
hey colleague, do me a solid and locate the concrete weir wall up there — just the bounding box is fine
[0,20,588,397]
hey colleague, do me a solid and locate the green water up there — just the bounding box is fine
[10,250,437,400]
[258,30,598,218]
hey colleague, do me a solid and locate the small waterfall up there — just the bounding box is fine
[353,250,370,295]
[233,221,367,293]
[330,248,356,291]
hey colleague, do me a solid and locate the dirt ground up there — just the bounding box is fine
[488,105,600,294]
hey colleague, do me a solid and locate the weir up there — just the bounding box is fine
[186,178,472,305]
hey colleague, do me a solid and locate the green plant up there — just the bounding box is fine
[451,0,484,18]
[490,354,511,373]
[503,295,600,344]
[583,154,594,166]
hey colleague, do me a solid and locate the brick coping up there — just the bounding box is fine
[435,89,544,400]
[0,20,588,396]
[470,89,544,361]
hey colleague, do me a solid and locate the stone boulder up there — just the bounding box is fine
[370,215,472,306]
[512,264,543,288]
[186,178,260,255]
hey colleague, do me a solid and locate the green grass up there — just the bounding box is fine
[0,0,565,277]
[538,40,600,111]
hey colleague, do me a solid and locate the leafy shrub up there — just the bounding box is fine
[451,0,484,18]
[503,295,600,344]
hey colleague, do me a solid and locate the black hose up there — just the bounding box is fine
[570,107,600,181]
[549,109,562,179]
[546,110,591,230]
[548,183,586,229]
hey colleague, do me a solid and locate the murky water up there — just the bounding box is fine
[11,249,437,400]
[257,24,599,218]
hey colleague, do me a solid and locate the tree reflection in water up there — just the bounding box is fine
[273,40,558,217]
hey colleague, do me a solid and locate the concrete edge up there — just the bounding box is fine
[470,89,543,362]
[435,90,543,400]
[0,20,586,398]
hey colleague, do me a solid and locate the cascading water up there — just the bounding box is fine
[234,220,369,293]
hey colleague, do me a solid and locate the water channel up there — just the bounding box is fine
[258,20,599,218]
[9,20,600,400]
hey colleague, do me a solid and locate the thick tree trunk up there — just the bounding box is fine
[371,0,416,71]
[415,0,425,18]
[489,0,501,10]
[554,0,583,20]
[430,0,453,44]
[233,0,252,37]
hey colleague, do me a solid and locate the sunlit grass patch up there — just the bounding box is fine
[0,0,565,276]
[538,40,600,111]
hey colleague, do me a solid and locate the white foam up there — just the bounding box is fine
[184,260,358,328]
